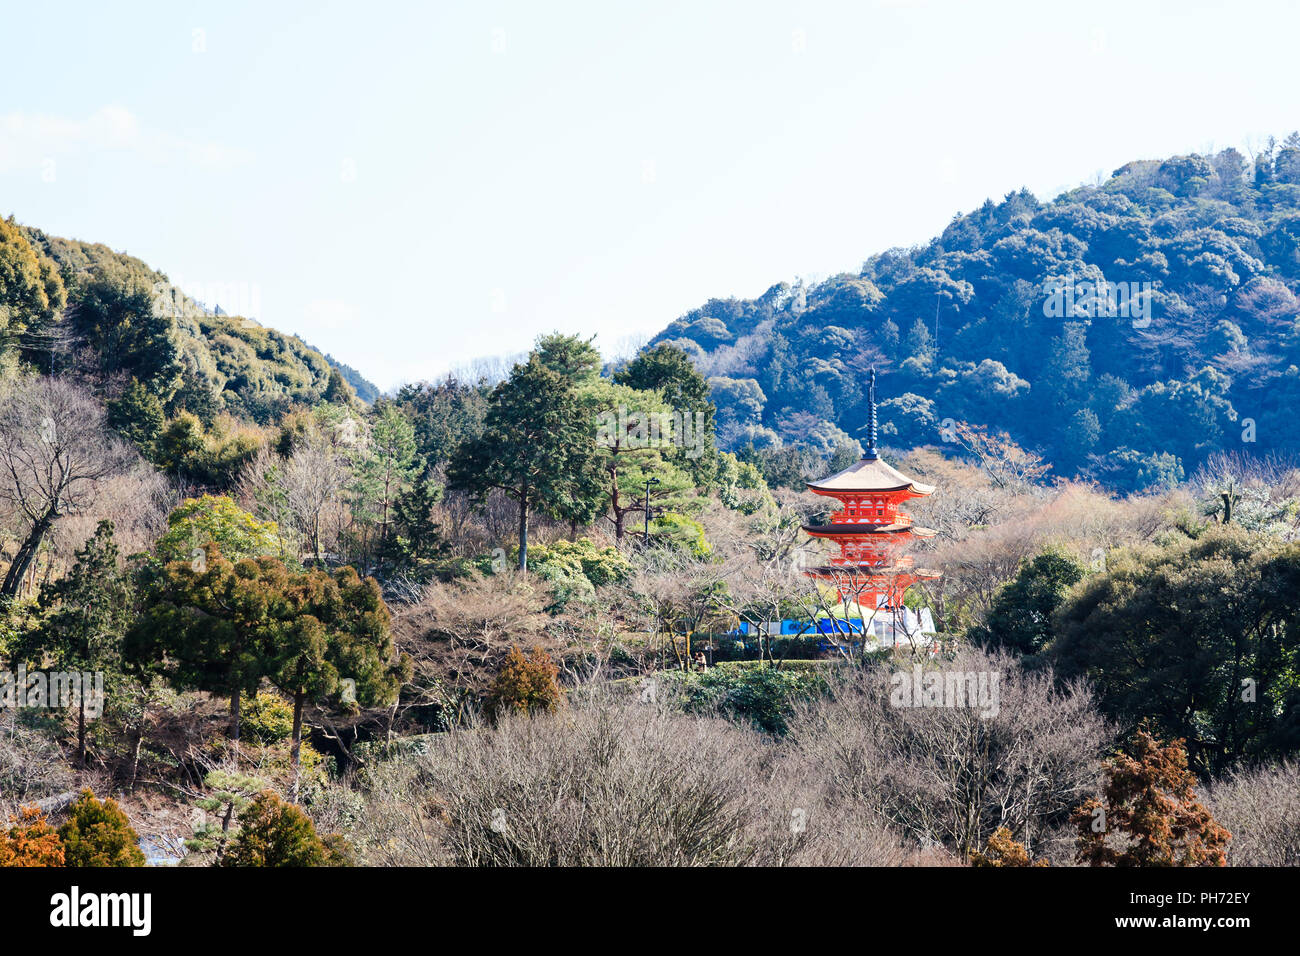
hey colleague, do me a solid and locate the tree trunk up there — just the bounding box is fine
[290,690,304,803]
[129,731,143,791]
[77,698,86,769]
[610,468,624,542]
[1,508,55,599]
[230,689,241,748]
[517,488,529,572]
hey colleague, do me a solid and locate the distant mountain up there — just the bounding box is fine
[322,353,380,404]
[650,136,1300,490]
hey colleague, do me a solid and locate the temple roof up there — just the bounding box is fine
[805,456,935,496]
[801,522,936,537]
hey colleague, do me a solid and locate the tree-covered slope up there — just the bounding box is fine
[6,221,376,422]
[652,136,1300,490]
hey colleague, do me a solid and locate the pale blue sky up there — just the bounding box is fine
[2,0,1297,391]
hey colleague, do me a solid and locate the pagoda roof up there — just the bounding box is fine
[801,522,936,537]
[806,455,935,496]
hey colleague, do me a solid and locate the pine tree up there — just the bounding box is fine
[186,770,267,863]
[130,549,409,796]
[614,343,718,487]
[448,354,604,571]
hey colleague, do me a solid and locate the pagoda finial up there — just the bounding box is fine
[864,366,879,460]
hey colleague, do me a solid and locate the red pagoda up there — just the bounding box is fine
[802,369,940,611]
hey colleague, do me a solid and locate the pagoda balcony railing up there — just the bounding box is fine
[829,512,914,527]
[827,555,916,569]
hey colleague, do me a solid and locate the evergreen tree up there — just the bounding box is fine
[534,331,602,382]
[264,564,408,800]
[377,473,449,581]
[129,548,409,794]
[354,405,419,573]
[615,343,718,487]
[448,354,604,571]
[323,366,356,405]
[219,790,348,866]
[58,790,146,867]
[969,549,1085,656]
[26,521,133,767]
[106,378,166,454]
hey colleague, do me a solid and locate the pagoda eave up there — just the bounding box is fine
[805,566,942,579]
[801,523,936,537]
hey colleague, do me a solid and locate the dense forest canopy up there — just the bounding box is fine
[651,135,1300,491]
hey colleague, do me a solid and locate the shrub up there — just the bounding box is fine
[969,827,1047,867]
[786,648,1107,860]
[221,790,349,867]
[343,694,934,867]
[0,807,65,867]
[486,647,563,717]
[664,662,828,735]
[240,691,294,744]
[57,790,146,867]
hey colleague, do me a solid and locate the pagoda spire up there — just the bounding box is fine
[863,366,879,460]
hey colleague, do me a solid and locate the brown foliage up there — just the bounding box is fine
[487,647,563,717]
[969,826,1047,867]
[1073,727,1230,867]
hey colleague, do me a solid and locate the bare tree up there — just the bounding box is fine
[281,432,348,563]
[393,571,553,723]
[0,377,134,598]
[1206,759,1300,866]
[786,647,1109,859]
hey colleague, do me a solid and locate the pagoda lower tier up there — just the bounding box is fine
[801,521,940,605]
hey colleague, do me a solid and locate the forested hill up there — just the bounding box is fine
[4,220,377,422]
[651,136,1300,491]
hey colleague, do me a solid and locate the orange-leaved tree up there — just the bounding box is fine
[0,807,65,867]
[1073,727,1229,866]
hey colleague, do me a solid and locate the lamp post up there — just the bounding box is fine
[643,476,660,545]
